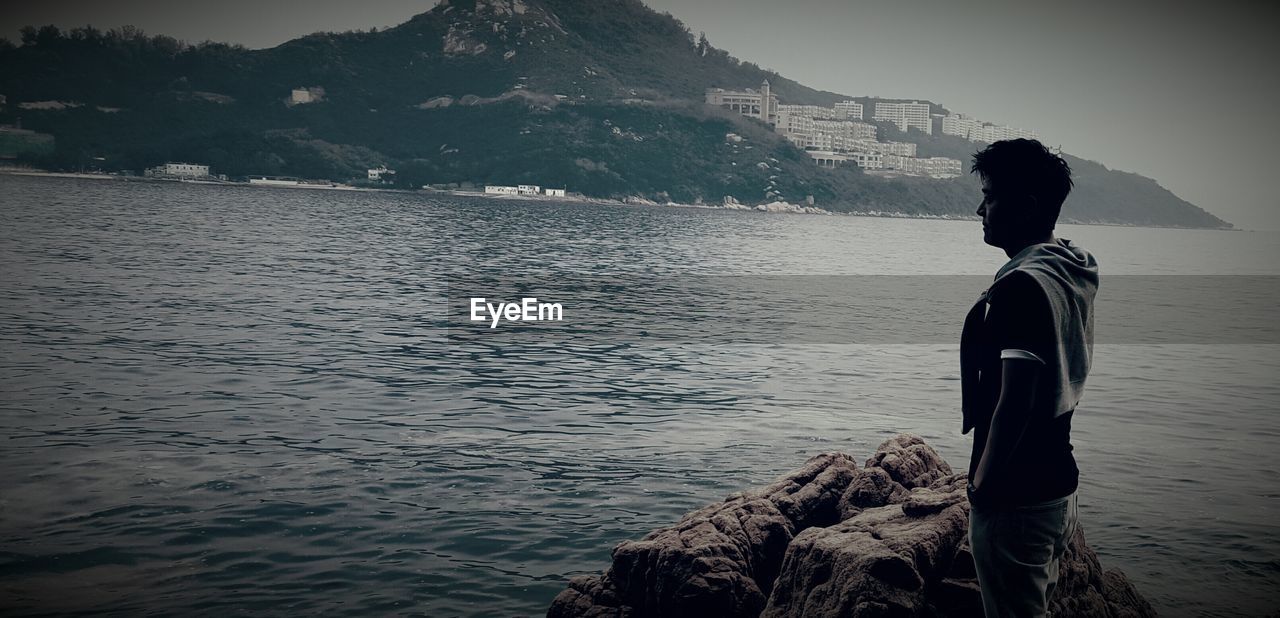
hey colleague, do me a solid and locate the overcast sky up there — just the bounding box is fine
[4,0,1278,229]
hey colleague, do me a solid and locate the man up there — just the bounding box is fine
[960,139,1099,617]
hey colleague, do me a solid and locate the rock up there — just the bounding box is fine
[948,537,978,580]
[761,502,970,617]
[1039,525,1158,618]
[863,434,953,489]
[442,26,487,55]
[549,575,632,618]
[1102,569,1158,618]
[548,452,859,618]
[901,474,967,517]
[753,452,861,531]
[932,577,984,615]
[416,96,454,109]
[604,496,792,618]
[838,434,955,518]
[840,467,906,518]
[548,435,1156,618]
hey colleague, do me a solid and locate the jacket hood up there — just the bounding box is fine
[994,238,1099,291]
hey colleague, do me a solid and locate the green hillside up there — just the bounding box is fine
[0,0,1229,227]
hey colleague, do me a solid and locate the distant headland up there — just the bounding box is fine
[0,0,1229,228]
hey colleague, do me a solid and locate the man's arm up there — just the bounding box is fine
[972,357,1041,492]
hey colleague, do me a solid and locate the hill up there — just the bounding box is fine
[0,0,1228,228]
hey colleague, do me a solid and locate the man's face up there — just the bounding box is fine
[976,175,1021,248]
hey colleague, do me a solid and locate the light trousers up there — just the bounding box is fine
[968,491,1079,618]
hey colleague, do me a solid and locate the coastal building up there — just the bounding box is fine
[484,184,565,197]
[807,150,850,169]
[807,133,835,151]
[833,100,864,120]
[808,132,876,153]
[780,132,813,150]
[942,113,1038,143]
[812,119,878,141]
[972,123,1038,143]
[774,111,816,139]
[941,114,981,139]
[848,151,884,169]
[705,80,778,125]
[872,101,932,135]
[774,101,864,122]
[848,139,917,157]
[770,97,957,179]
[249,177,301,186]
[776,104,837,120]
[883,154,963,178]
[367,166,395,182]
[807,150,883,170]
[146,162,210,178]
[776,113,881,153]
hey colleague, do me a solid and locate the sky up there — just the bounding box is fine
[3,0,1278,229]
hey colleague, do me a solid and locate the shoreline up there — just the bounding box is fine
[421,187,1239,231]
[0,169,1237,231]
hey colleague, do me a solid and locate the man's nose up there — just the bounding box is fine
[976,203,985,217]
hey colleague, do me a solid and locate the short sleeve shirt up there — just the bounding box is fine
[986,271,1054,369]
[969,270,1079,506]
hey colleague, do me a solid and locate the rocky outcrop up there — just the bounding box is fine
[548,434,1157,618]
[549,452,858,618]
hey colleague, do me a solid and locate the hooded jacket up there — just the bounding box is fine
[961,238,1099,435]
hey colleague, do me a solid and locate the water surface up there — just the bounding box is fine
[1,175,1277,616]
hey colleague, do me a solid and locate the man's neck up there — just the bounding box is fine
[1003,234,1057,259]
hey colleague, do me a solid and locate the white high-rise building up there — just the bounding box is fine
[972,124,1039,143]
[812,119,877,140]
[883,155,963,178]
[942,113,1038,143]
[873,101,932,135]
[776,104,837,120]
[833,100,863,120]
[942,114,982,139]
[849,139,917,157]
[774,110,816,141]
[775,113,878,152]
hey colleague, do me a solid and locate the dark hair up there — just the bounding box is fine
[971,139,1073,232]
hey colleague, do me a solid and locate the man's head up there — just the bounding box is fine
[971,139,1073,249]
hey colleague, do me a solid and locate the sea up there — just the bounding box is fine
[1,174,1277,617]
